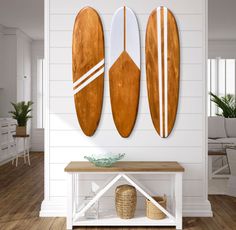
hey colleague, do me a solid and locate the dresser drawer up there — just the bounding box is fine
[9,130,16,142]
[0,123,9,129]
[0,119,17,164]
[9,123,17,131]
[1,130,9,144]
[0,144,9,158]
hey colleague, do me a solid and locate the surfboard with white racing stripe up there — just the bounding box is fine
[109,6,140,138]
[146,7,180,138]
[72,7,104,136]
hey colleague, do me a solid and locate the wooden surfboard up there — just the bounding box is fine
[145,6,180,138]
[72,7,104,136]
[109,6,141,138]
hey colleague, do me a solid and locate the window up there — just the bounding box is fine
[208,58,236,116]
[37,59,44,128]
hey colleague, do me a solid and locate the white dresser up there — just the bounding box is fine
[0,118,17,165]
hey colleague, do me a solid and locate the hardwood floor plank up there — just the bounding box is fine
[1,152,236,230]
[50,217,66,230]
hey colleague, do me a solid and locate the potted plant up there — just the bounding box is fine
[9,101,33,136]
[210,92,236,117]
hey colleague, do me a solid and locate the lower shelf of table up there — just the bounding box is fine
[73,211,176,226]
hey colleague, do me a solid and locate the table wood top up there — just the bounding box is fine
[208,151,226,156]
[64,161,184,172]
[13,134,30,138]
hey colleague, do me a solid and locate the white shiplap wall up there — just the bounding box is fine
[40,0,212,217]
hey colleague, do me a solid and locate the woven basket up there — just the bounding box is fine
[115,184,137,219]
[146,195,167,220]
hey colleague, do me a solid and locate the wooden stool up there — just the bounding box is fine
[12,135,30,166]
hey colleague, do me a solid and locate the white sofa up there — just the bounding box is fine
[208,116,236,148]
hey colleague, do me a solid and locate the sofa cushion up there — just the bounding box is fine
[208,138,224,151]
[225,118,236,138]
[208,139,219,143]
[208,116,227,138]
[216,138,236,145]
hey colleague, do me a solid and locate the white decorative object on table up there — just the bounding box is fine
[84,153,125,167]
[84,189,99,219]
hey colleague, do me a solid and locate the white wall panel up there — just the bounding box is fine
[49,80,203,97]
[50,0,203,14]
[49,114,202,131]
[50,63,203,81]
[50,14,202,32]
[49,146,203,164]
[49,47,202,64]
[50,130,202,147]
[50,31,202,48]
[49,97,203,114]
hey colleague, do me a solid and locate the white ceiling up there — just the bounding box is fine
[209,0,236,40]
[0,0,43,40]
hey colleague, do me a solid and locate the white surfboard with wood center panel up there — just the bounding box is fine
[72,7,104,136]
[146,6,180,138]
[109,6,140,138]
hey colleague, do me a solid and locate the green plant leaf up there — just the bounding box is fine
[210,92,236,118]
[8,101,33,126]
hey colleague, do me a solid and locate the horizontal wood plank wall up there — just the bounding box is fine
[46,0,208,215]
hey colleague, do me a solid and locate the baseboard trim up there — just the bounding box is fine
[0,151,35,166]
[40,199,213,217]
[183,199,213,217]
[0,157,12,166]
[39,199,66,217]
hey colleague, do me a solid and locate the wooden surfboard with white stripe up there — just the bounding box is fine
[109,6,140,138]
[72,7,104,136]
[146,7,180,138]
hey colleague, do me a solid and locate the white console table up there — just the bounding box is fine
[65,161,184,230]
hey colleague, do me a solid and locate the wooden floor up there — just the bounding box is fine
[0,153,236,230]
